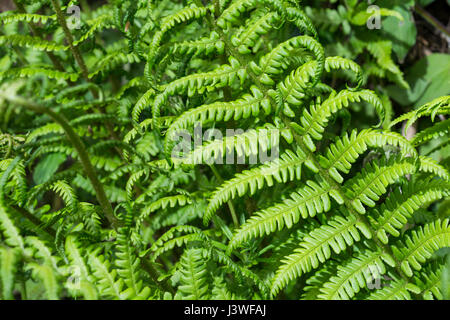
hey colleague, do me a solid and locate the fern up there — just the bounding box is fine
[0,0,448,302]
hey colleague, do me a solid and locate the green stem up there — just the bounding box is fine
[50,0,91,80]
[141,259,176,295]
[50,0,124,158]
[10,204,56,238]
[210,164,240,228]
[2,94,117,228]
[414,4,450,38]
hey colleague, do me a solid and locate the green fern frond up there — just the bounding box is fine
[228,178,339,251]
[344,157,417,214]
[317,249,395,300]
[0,67,79,82]
[418,156,449,181]
[413,263,445,300]
[0,12,56,25]
[366,277,420,300]
[411,119,450,147]
[205,148,307,224]
[217,0,257,29]
[51,180,78,213]
[26,263,60,300]
[176,248,210,300]
[299,89,386,141]
[318,129,416,183]
[370,179,450,244]
[87,250,124,300]
[0,247,19,300]
[392,219,450,277]
[390,95,450,130]
[271,214,371,296]
[0,35,68,52]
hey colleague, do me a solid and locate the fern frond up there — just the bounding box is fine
[299,89,386,141]
[176,248,210,300]
[151,56,245,130]
[318,129,416,183]
[277,60,319,105]
[164,86,269,155]
[148,5,211,67]
[392,219,450,277]
[366,277,420,300]
[324,56,363,89]
[0,35,68,52]
[87,250,124,300]
[370,179,450,244]
[228,178,340,251]
[115,228,152,299]
[26,263,60,300]
[413,263,445,300]
[411,119,450,147]
[344,157,417,214]
[205,148,307,224]
[271,214,371,296]
[418,156,449,181]
[317,250,395,300]
[233,11,280,54]
[51,180,78,213]
[390,95,450,130]
[0,67,79,82]
[217,0,257,29]
[73,14,113,46]
[0,12,56,25]
[0,247,19,300]
[136,195,192,231]
[172,31,224,57]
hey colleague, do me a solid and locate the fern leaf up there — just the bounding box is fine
[371,179,450,243]
[299,89,386,141]
[317,250,395,300]
[344,157,417,214]
[392,219,450,277]
[367,277,420,300]
[205,148,306,224]
[0,35,68,52]
[88,251,124,300]
[0,12,56,25]
[177,248,210,300]
[0,247,19,300]
[318,129,416,183]
[229,179,339,251]
[217,0,257,29]
[27,263,60,300]
[271,214,371,296]
[411,119,450,147]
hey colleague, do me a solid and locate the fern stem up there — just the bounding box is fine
[50,0,90,80]
[2,95,118,228]
[10,204,56,238]
[50,0,124,159]
[141,259,175,295]
[210,164,239,227]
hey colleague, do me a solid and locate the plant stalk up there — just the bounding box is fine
[2,94,118,228]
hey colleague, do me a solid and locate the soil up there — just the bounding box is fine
[408,1,450,63]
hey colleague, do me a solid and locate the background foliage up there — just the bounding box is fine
[0,0,449,300]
